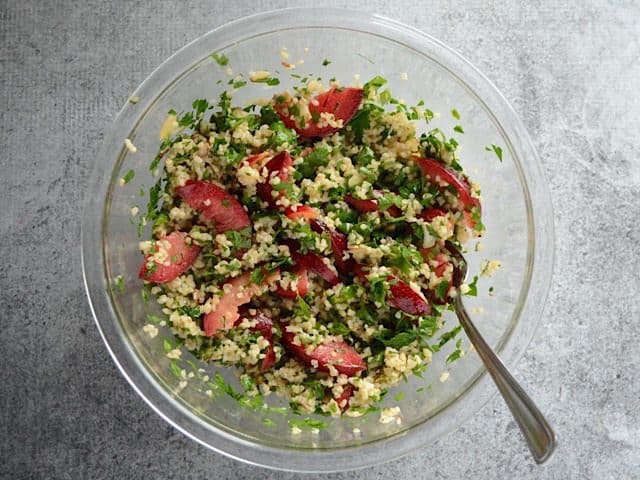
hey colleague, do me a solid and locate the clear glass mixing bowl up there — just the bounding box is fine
[82,8,554,472]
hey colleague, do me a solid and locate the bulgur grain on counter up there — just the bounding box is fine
[136,71,485,418]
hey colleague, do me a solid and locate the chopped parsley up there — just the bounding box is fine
[289,418,328,431]
[466,275,479,296]
[211,53,229,66]
[296,146,330,178]
[112,275,125,292]
[485,144,503,162]
[251,76,280,86]
[122,169,135,184]
[177,305,202,319]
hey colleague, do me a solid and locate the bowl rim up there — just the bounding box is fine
[82,7,554,472]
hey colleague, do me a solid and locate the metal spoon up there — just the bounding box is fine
[446,244,556,464]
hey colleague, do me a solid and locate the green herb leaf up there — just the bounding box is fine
[349,108,370,141]
[294,297,312,319]
[211,53,229,66]
[251,76,280,86]
[434,325,462,351]
[434,280,449,301]
[305,380,325,401]
[453,125,464,134]
[451,109,460,120]
[169,360,182,378]
[446,338,464,364]
[466,275,479,296]
[192,98,209,116]
[250,268,265,285]
[146,313,164,324]
[112,275,125,292]
[177,305,202,319]
[145,178,163,223]
[369,277,390,305]
[298,146,330,178]
[289,418,328,430]
[381,331,417,349]
[387,244,423,275]
[322,58,331,66]
[262,418,276,427]
[485,144,503,162]
[225,227,252,251]
[260,105,280,125]
[266,121,297,148]
[329,320,351,337]
[122,169,135,184]
[363,75,387,96]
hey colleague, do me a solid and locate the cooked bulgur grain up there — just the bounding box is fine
[136,70,486,417]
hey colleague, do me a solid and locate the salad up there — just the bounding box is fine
[136,71,485,418]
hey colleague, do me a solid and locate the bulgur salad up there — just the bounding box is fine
[133,69,491,419]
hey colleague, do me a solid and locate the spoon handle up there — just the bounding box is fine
[455,298,556,463]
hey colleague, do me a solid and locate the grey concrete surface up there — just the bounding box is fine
[1,1,639,478]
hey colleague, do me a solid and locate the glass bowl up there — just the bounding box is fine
[82,8,553,472]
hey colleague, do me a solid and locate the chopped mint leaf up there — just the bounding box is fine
[322,58,331,66]
[453,125,464,134]
[451,108,461,120]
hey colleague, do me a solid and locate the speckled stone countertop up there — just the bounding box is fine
[2,1,639,478]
